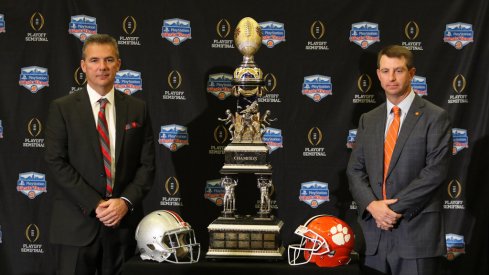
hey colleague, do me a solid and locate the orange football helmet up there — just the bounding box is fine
[288,215,354,267]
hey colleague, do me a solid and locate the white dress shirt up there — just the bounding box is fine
[384,89,416,137]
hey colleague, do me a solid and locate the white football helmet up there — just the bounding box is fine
[135,210,200,263]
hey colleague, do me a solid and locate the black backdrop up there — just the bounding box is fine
[0,0,488,274]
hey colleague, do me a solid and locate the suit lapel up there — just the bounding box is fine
[387,95,424,177]
[76,89,102,165]
[114,91,127,169]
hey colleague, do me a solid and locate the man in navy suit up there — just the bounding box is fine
[45,34,155,275]
[347,45,452,275]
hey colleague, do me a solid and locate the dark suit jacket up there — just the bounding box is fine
[45,88,155,246]
[347,95,452,259]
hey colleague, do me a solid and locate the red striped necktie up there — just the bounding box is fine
[383,106,400,200]
[97,98,113,198]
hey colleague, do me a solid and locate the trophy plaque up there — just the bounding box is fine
[206,17,284,259]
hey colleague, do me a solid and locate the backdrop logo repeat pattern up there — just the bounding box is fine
[262,127,283,153]
[350,22,380,49]
[412,75,428,97]
[0,14,5,33]
[16,172,47,199]
[299,181,330,208]
[158,124,189,151]
[302,75,332,102]
[19,66,49,93]
[115,70,142,95]
[443,23,474,50]
[162,18,191,45]
[68,15,97,42]
[22,224,44,254]
[452,128,468,155]
[207,73,232,100]
[259,21,286,48]
[346,129,357,149]
[204,179,225,206]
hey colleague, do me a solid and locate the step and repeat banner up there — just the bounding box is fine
[0,0,488,274]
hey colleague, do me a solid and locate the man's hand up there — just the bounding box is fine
[366,199,402,230]
[95,198,129,228]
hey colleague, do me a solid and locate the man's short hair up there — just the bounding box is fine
[81,34,119,60]
[377,45,414,69]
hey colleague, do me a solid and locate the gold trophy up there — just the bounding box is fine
[206,17,284,259]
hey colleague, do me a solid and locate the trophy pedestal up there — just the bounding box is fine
[206,215,284,260]
[207,142,284,260]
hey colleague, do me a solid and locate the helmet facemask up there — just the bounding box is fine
[288,225,330,265]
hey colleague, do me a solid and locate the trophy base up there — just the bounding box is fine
[206,215,284,260]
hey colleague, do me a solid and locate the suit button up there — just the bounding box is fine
[100,173,105,177]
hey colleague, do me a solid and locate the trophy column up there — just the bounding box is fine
[206,17,284,259]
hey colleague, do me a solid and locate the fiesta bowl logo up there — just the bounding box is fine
[158,124,189,151]
[68,15,97,42]
[115,70,142,95]
[259,21,285,48]
[0,14,5,33]
[299,181,330,208]
[262,127,283,153]
[302,75,332,102]
[346,129,357,149]
[412,75,428,97]
[17,172,47,199]
[446,233,465,260]
[19,66,49,93]
[204,179,225,206]
[162,18,191,45]
[444,22,473,50]
[207,73,232,100]
[452,128,468,155]
[165,176,180,196]
[350,22,380,49]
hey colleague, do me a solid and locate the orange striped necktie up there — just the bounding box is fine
[383,106,401,200]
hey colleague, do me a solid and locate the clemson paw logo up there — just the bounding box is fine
[330,224,351,245]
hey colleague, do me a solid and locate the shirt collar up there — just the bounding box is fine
[386,89,416,116]
[86,84,115,107]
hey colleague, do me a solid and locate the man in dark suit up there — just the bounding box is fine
[347,45,452,275]
[45,34,155,275]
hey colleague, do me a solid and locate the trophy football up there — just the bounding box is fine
[206,17,284,259]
